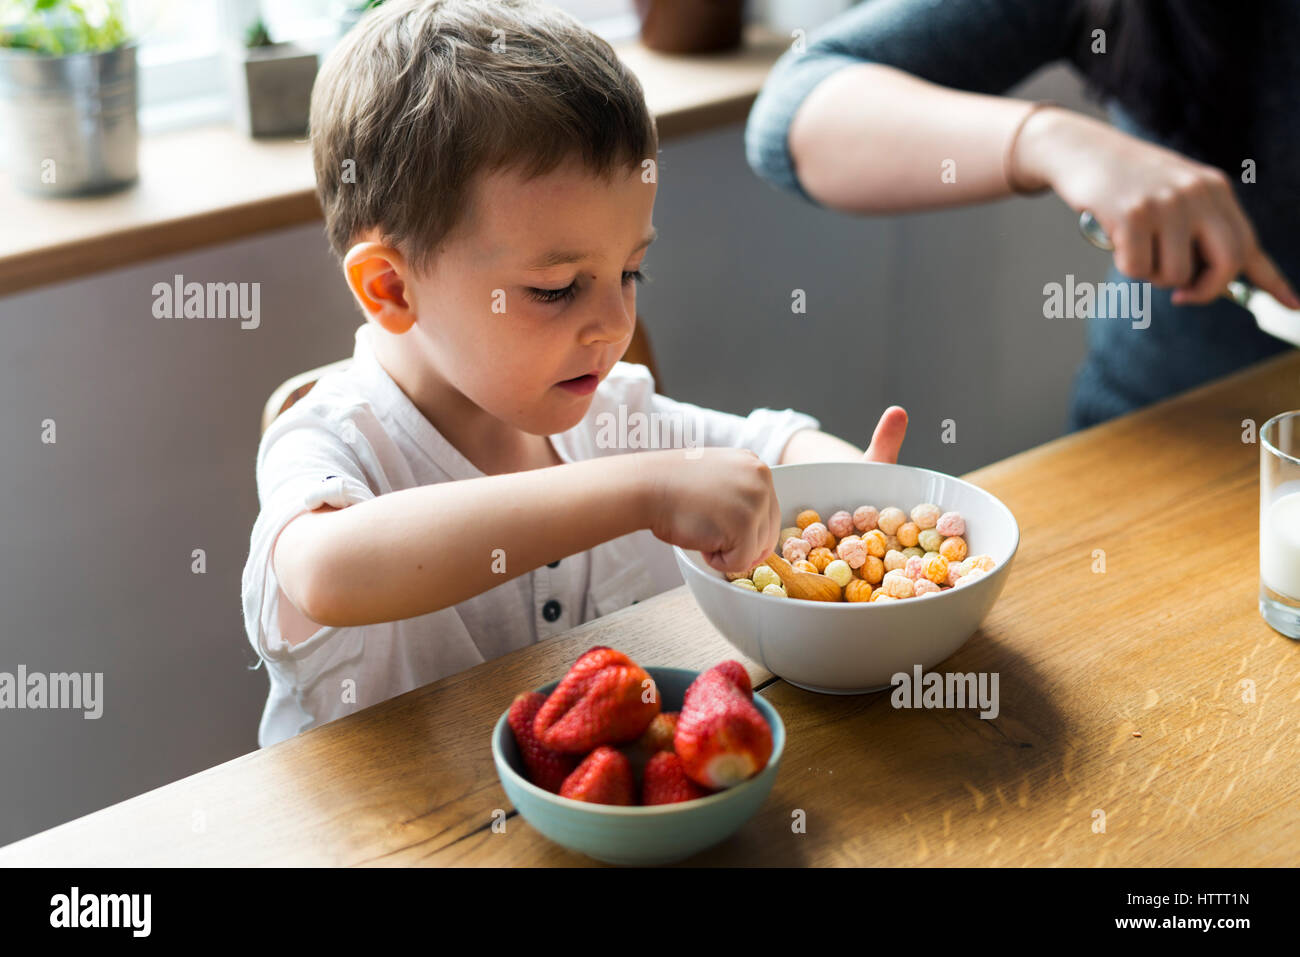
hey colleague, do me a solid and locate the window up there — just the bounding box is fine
[124,0,637,132]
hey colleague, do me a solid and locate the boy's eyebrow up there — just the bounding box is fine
[526,228,658,269]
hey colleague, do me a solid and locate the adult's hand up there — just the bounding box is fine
[1015,107,1300,308]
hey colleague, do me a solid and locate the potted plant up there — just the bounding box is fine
[230,10,318,138]
[0,0,137,196]
[634,0,746,54]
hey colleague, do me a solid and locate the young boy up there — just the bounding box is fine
[241,0,907,747]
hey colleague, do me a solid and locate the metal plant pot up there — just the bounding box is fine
[0,41,139,196]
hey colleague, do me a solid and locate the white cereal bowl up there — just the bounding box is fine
[673,461,1019,694]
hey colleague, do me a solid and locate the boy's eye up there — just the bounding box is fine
[526,282,577,304]
[525,269,646,305]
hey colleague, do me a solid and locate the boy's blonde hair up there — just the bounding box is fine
[309,0,659,275]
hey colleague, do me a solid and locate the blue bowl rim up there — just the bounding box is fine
[673,460,1020,611]
[492,666,785,816]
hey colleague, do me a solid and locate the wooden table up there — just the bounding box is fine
[4,352,1299,867]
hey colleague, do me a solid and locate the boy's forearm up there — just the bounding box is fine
[780,428,864,464]
[280,454,657,627]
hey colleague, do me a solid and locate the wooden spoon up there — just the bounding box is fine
[762,552,842,602]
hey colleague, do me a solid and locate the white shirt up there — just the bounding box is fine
[241,323,819,747]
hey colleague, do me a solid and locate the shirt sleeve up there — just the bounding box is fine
[241,413,377,665]
[745,0,1083,204]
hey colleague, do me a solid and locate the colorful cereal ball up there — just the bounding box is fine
[732,579,758,591]
[852,505,879,533]
[884,534,902,553]
[896,522,921,548]
[883,549,907,572]
[793,559,819,575]
[762,583,788,597]
[940,535,968,563]
[918,528,944,554]
[778,526,804,550]
[904,555,925,580]
[923,554,950,585]
[936,511,966,537]
[901,546,924,559]
[860,555,885,585]
[877,507,907,536]
[881,575,915,599]
[782,536,812,563]
[808,547,836,572]
[845,579,873,602]
[836,536,868,569]
[914,579,942,596]
[823,559,854,588]
[955,568,987,587]
[801,522,832,549]
[967,554,996,573]
[910,503,941,530]
[751,566,781,591]
[827,509,856,539]
[870,592,898,602]
[862,529,888,558]
[795,509,822,530]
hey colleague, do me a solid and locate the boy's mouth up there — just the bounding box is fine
[555,372,600,396]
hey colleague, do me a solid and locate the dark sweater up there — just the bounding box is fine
[744,0,1297,431]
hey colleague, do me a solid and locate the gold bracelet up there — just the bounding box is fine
[1003,100,1057,195]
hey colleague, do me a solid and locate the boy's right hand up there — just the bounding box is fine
[640,448,781,576]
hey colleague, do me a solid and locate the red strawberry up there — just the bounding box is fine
[707,661,752,698]
[642,750,710,805]
[636,711,679,754]
[534,647,660,753]
[532,647,631,740]
[675,670,773,789]
[621,711,680,782]
[560,746,636,805]
[507,691,579,793]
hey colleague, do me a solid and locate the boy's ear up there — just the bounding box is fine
[342,241,415,334]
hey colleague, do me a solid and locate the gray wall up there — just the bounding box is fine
[0,64,1105,847]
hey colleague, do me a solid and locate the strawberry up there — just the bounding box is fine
[642,750,710,805]
[706,661,752,698]
[507,691,579,793]
[636,711,679,754]
[675,670,773,789]
[559,746,636,805]
[621,711,680,782]
[534,646,660,753]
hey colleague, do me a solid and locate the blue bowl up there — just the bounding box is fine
[492,666,785,866]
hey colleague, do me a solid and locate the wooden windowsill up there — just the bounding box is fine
[0,26,789,297]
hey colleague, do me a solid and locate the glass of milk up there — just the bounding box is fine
[1261,411,1300,638]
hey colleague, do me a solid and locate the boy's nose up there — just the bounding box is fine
[578,282,635,345]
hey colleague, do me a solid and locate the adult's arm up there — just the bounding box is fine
[744,0,1298,306]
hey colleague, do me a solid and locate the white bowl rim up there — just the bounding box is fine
[492,667,785,817]
[673,460,1021,611]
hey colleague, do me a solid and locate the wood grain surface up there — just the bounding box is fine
[3,351,1298,867]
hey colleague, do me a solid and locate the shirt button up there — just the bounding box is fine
[547,560,561,568]
[542,600,562,622]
